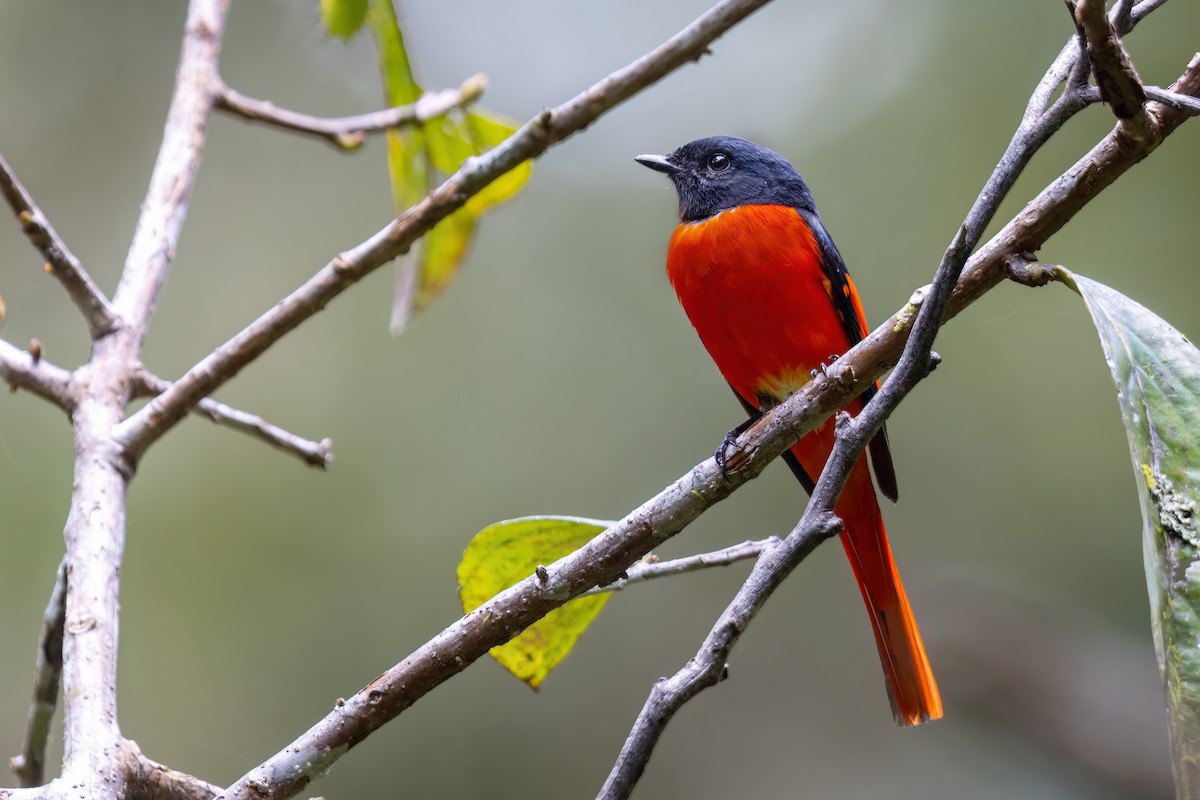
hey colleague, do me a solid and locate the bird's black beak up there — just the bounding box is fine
[634,153,680,175]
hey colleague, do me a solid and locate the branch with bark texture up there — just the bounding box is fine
[9,560,67,788]
[56,2,231,798]
[215,74,487,150]
[214,48,1200,800]
[0,339,73,411]
[112,0,780,470]
[0,153,117,339]
[1076,0,1152,141]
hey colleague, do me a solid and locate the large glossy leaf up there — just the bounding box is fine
[1066,270,1200,796]
[458,516,612,689]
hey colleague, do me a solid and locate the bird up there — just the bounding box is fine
[635,136,942,726]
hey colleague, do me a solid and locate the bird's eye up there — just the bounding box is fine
[707,152,730,172]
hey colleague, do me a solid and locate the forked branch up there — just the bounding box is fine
[113,0,779,470]
[132,371,333,469]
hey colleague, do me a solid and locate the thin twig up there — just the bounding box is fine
[580,538,780,598]
[597,28,1200,800]
[1130,0,1171,26]
[133,371,332,469]
[1144,85,1200,114]
[0,339,74,411]
[0,154,117,339]
[112,0,779,471]
[215,74,487,150]
[9,560,67,788]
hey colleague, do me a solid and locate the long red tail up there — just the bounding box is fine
[833,455,942,726]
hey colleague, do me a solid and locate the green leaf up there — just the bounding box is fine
[463,109,532,213]
[320,0,369,38]
[1067,270,1200,792]
[366,0,533,328]
[369,0,425,209]
[413,109,530,309]
[419,207,476,307]
[458,516,612,689]
[368,0,419,106]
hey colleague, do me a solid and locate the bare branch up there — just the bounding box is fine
[124,743,223,800]
[132,371,332,469]
[580,538,779,598]
[0,153,117,339]
[110,0,229,341]
[1130,0,1171,26]
[112,0,779,470]
[1144,84,1200,114]
[215,74,487,150]
[598,514,845,800]
[57,2,232,794]
[9,559,67,788]
[0,339,73,411]
[1076,0,1152,141]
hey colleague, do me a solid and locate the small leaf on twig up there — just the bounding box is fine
[320,0,369,38]
[366,0,532,331]
[1065,270,1200,792]
[458,516,612,689]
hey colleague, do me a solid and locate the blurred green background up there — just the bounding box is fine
[2,1,1198,798]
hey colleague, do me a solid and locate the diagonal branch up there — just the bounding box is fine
[112,0,779,470]
[0,338,74,411]
[132,371,332,469]
[0,153,118,339]
[9,559,67,788]
[110,0,229,341]
[215,74,487,151]
[598,44,1200,800]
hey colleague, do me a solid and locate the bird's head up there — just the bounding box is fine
[635,135,816,223]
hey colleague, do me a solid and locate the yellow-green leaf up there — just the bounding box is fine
[464,109,531,213]
[370,0,424,209]
[320,0,368,38]
[366,1,533,328]
[368,0,419,106]
[418,207,475,309]
[458,516,612,689]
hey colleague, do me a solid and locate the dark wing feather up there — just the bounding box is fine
[796,208,899,502]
